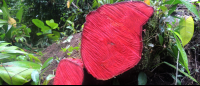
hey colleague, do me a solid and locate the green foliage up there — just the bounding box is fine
[179,17,194,47]
[152,62,199,84]
[146,0,199,84]
[0,41,54,85]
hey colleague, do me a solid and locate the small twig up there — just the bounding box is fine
[71,2,82,12]
[2,63,13,85]
[175,51,180,85]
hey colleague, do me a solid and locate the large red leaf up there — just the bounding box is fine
[81,1,154,80]
[53,58,84,85]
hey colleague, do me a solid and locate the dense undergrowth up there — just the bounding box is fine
[0,0,200,85]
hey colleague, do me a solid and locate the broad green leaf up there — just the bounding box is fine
[32,19,44,28]
[179,0,200,19]
[0,67,35,85]
[0,53,12,59]
[179,16,194,47]
[46,19,58,29]
[42,57,53,69]
[41,26,51,34]
[173,33,189,74]
[31,70,39,85]
[16,7,23,23]
[0,19,7,23]
[2,61,41,69]
[138,72,147,85]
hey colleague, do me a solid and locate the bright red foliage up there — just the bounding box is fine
[53,58,84,85]
[81,1,154,80]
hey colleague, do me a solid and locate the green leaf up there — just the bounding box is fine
[162,0,182,5]
[173,31,183,43]
[163,62,199,84]
[31,70,40,85]
[168,4,178,16]
[27,54,41,65]
[0,67,35,85]
[0,53,12,59]
[138,72,147,85]
[41,26,51,34]
[16,7,23,23]
[179,0,200,19]
[0,19,7,23]
[42,74,55,85]
[53,31,60,39]
[46,19,58,29]
[2,61,41,70]
[42,57,53,69]
[173,33,190,74]
[171,74,181,85]
[32,19,44,28]
[179,16,194,47]
[36,32,43,36]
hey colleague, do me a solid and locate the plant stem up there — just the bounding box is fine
[175,51,179,85]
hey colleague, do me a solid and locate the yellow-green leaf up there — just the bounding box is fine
[179,16,194,47]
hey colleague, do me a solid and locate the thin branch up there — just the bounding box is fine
[175,51,179,85]
[71,2,82,12]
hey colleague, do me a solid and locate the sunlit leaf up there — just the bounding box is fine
[46,19,58,29]
[0,67,35,85]
[179,16,194,47]
[32,19,44,29]
[31,70,39,85]
[2,61,41,69]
